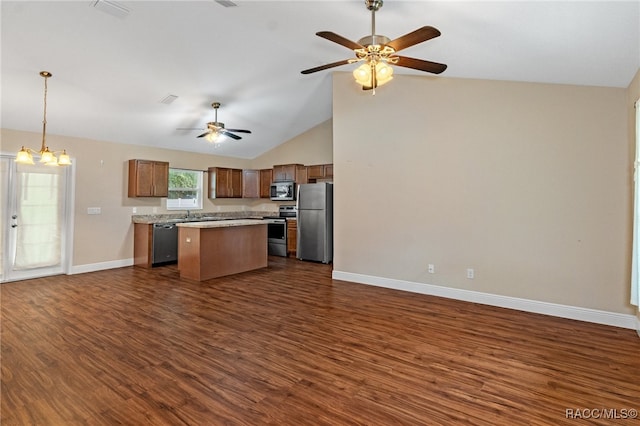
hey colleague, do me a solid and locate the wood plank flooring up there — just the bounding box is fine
[2,256,639,425]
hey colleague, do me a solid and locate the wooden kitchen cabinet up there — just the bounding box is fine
[208,167,243,198]
[259,168,273,198]
[324,164,333,178]
[295,165,308,185]
[128,159,169,197]
[242,169,260,198]
[307,163,333,180]
[273,164,303,182]
[133,223,153,268]
[287,219,297,257]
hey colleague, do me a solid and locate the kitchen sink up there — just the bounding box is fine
[183,217,231,222]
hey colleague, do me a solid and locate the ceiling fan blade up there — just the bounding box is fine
[394,56,447,74]
[387,26,441,52]
[226,129,252,134]
[316,31,363,50]
[221,131,242,140]
[301,59,351,75]
[196,131,210,138]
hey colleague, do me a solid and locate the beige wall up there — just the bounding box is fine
[251,119,333,169]
[333,72,633,315]
[628,68,640,323]
[1,126,332,268]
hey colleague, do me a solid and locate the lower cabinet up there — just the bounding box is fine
[287,219,297,257]
[133,223,153,268]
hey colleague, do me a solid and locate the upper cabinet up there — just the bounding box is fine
[208,167,243,198]
[273,164,302,182]
[259,169,273,198]
[307,164,333,181]
[272,163,309,185]
[242,169,260,199]
[295,165,308,185]
[128,159,169,197]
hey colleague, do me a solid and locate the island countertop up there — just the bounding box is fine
[177,219,268,281]
[176,219,266,229]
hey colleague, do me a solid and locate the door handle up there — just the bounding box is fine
[11,224,17,228]
[11,215,17,219]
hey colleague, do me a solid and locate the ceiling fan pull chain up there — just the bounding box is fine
[371,61,377,95]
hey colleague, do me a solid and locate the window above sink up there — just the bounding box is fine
[167,168,203,211]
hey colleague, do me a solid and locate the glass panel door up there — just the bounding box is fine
[1,155,72,282]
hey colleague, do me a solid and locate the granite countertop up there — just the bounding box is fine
[176,219,267,228]
[132,211,276,224]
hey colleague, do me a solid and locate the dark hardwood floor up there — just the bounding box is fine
[2,256,639,425]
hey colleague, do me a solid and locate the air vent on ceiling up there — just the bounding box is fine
[215,0,238,7]
[159,94,179,105]
[91,0,130,19]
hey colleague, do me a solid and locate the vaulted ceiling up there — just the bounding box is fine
[2,1,639,159]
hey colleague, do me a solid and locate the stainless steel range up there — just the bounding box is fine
[264,205,296,257]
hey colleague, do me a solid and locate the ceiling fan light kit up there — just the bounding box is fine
[301,0,447,94]
[15,71,72,166]
[353,61,394,89]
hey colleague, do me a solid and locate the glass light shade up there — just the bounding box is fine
[15,147,35,164]
[206,131,220,143]
[353,61,394,89]
[353,63,373,86]
[45,156,59,166]
[39,148,55,164]
[57,151,72,165]
[375,62,393,86]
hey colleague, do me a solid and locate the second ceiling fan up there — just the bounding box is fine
[301,0,447,92]
[182,102,251,143]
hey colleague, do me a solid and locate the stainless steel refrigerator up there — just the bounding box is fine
[296,182,333,263]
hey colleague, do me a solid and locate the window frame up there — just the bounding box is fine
[166,168,204,211]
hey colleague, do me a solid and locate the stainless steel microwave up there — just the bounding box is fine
[270,181,296,201]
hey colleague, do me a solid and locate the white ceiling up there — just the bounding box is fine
[2,1,639,159]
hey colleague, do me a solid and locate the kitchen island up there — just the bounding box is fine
[176,219,268,281]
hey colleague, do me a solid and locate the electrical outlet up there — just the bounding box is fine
[87,207,101,215]
[428,264,435,274]
[467,268,475,279]
[132,207,137,213]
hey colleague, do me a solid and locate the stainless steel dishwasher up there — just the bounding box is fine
[152,223,178,266]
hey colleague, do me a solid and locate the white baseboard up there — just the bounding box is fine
[70,258,134,275]
[332,270,638,330]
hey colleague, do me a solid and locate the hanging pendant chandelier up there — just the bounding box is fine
[15,71,71,166]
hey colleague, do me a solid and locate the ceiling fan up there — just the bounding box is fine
[178,102,251,142]
[301,0,447,92]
